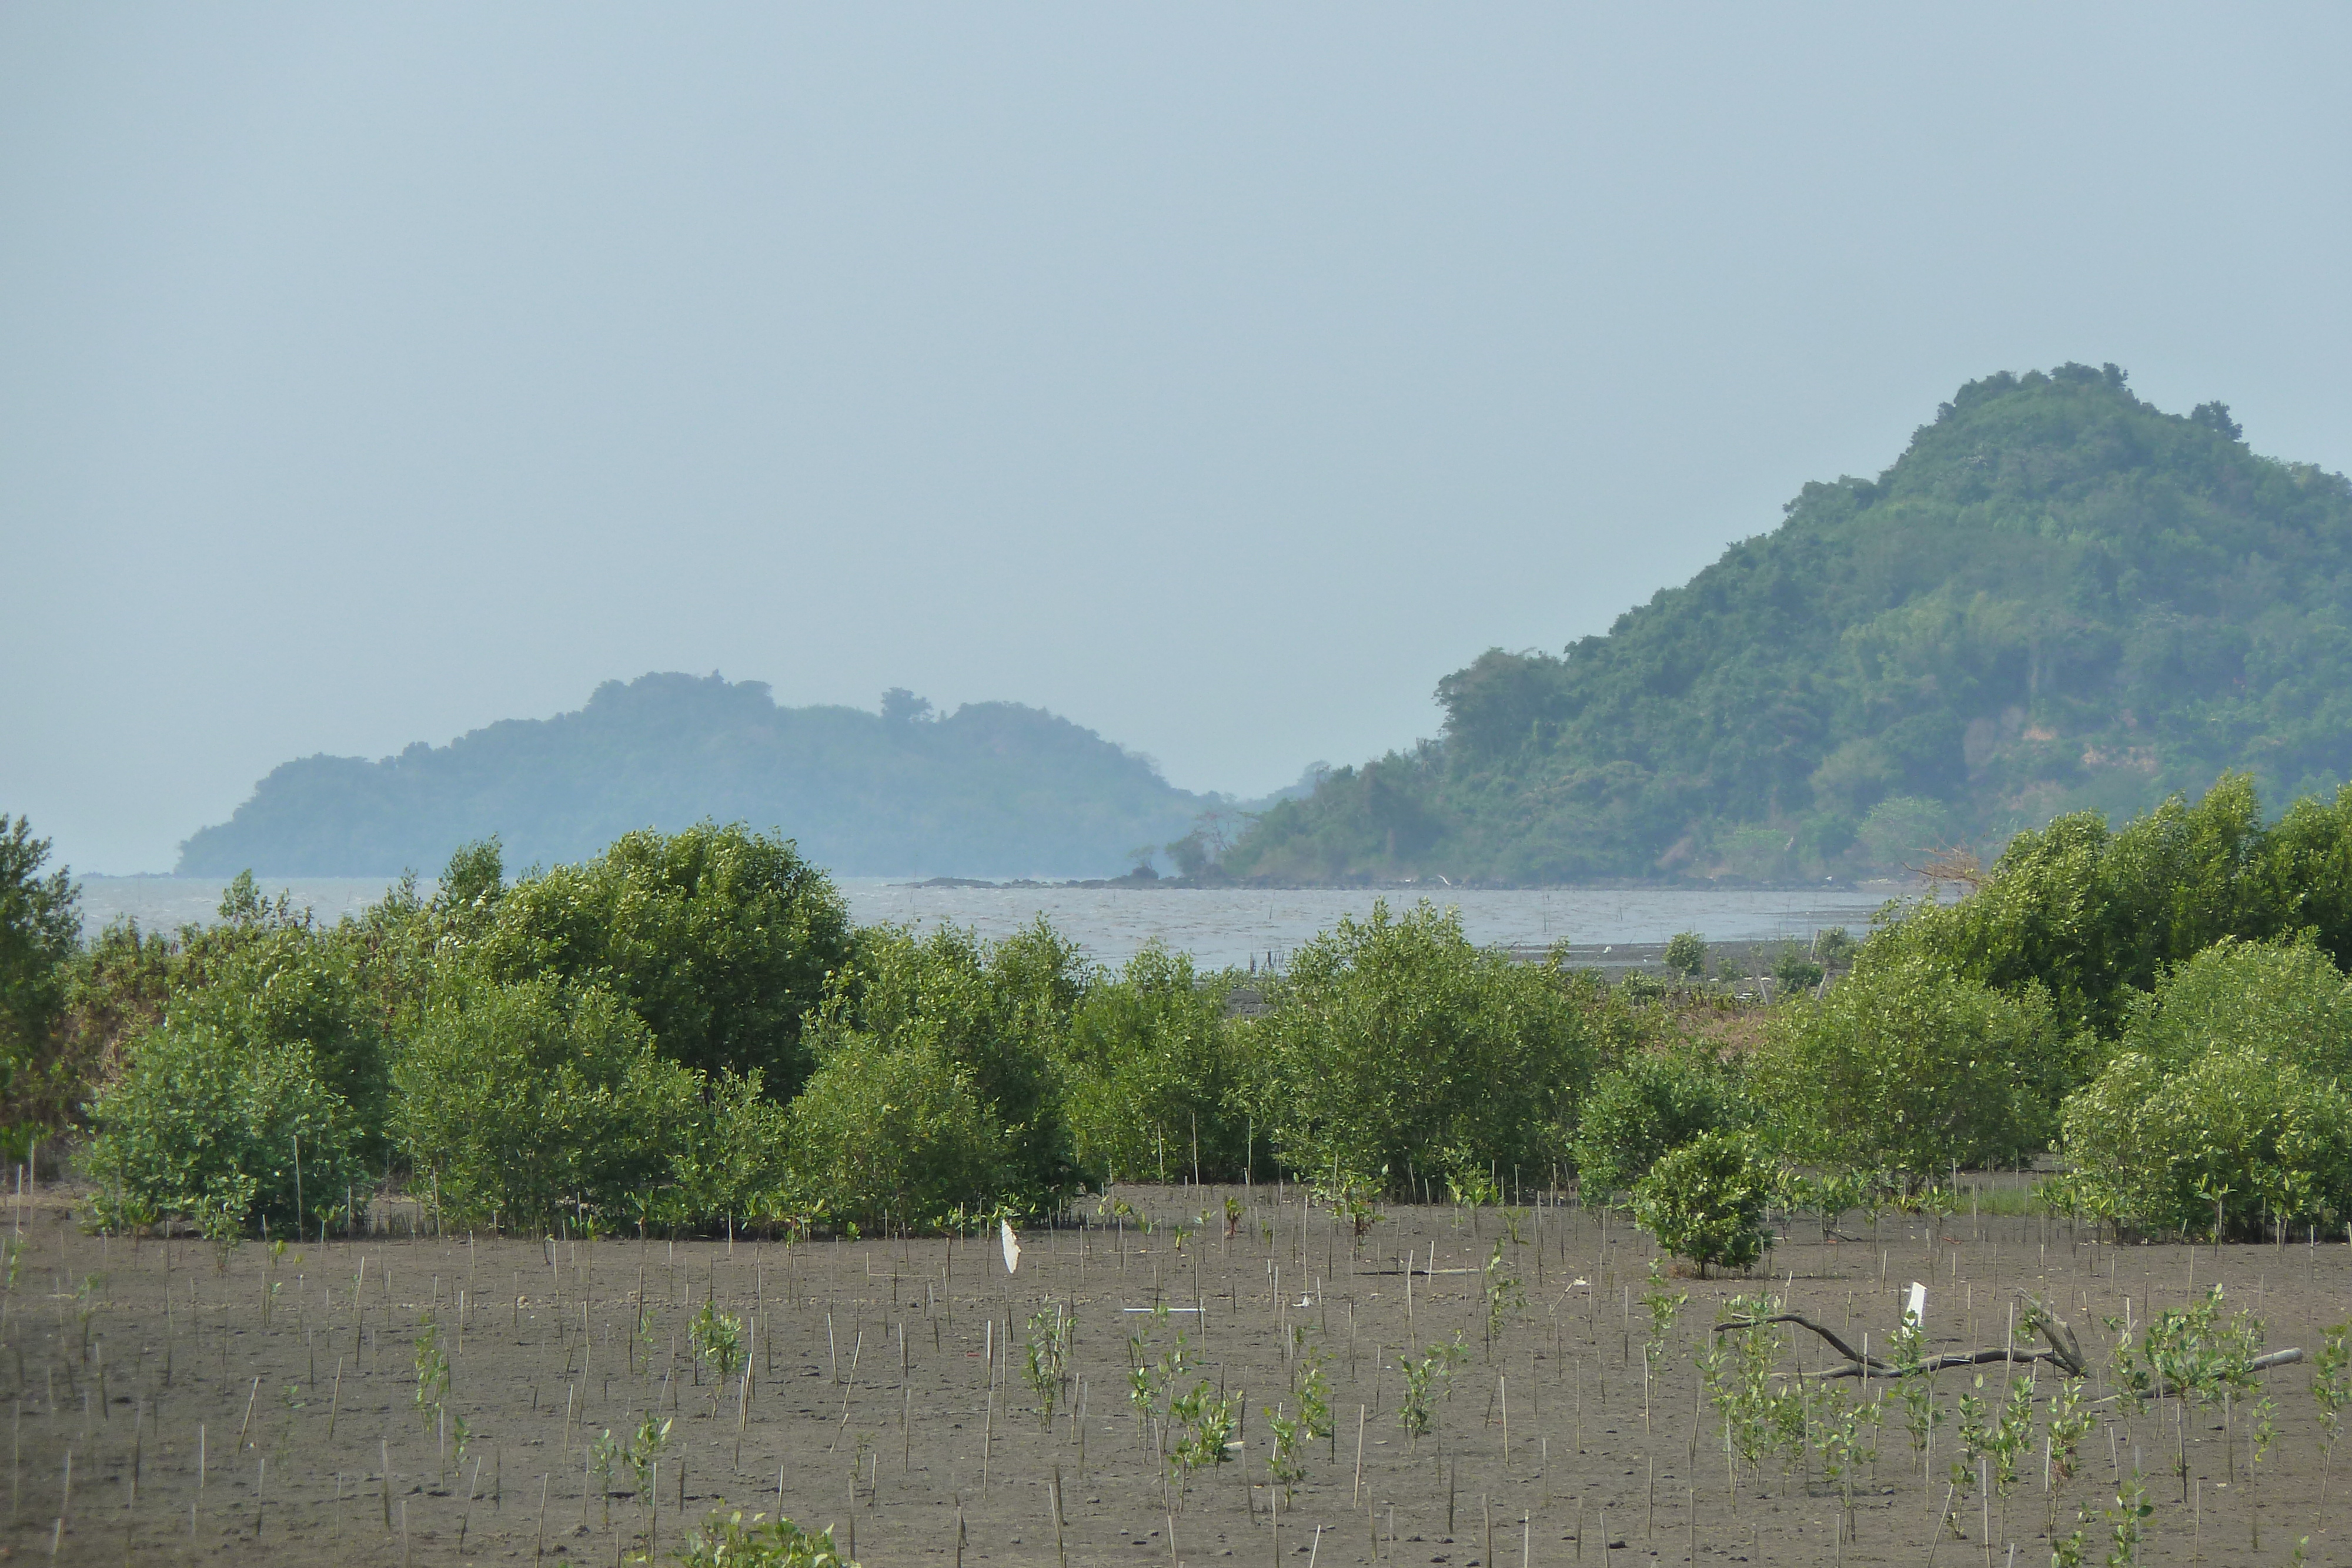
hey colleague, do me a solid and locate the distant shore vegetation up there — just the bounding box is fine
[9,768,2352,1255]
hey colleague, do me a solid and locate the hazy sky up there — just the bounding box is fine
[6,6,2350,873]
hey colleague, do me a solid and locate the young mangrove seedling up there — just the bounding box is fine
[2315,1320,2351,1495]
[664,1508,858,1567]
[690,1300,746,1415]
[1481,1241,1524,1357]
[1398,1334,1470,1447]
[1023,1303,1074,1426]
[414,1314,450,1432]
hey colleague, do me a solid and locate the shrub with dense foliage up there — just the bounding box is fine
[793,919,1084,1223]
[86,1016,369,1236]
[1631,1131,1775,1278]
[2060,937,2352,1238]
[1875,774,2352,1035]
[786,1032,1008,1231]
[1749,952,2072,1182]
[0,815,79,1135]
[1252,900,1596,1196]
[392,977,701,1230]
[1057,942,1247,1185]
[472,824,853,1092]
[1571,1047,1751,1201]
[2062,1047,2352,1241]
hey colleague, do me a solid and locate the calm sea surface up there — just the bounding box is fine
[75,875,1908,970]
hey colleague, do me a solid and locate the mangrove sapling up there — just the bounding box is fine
[1023,1303,1074,1425]
[2106,1285,2296,1414]
[1702,1292,1787,1477]
[1164,1378,1238,1504]
[1813,1389,1879,1543]
[1887,1317,1944,1472]
[624,1412,673,1540]
[666,1507,858,1568]
[1480,1240,1523,1358]
[1319,1178,1382,1255]
[414,1313,449,1433]
[1639,1259,1688,1422]
[1127,1314,1193,1459]
[1992,1372,2036,1498]
[2043,1376,2096,1532]
[1264,1401,1307,1503]
[1297,1348,1334,1460]
[2248,1393,2280,1549]
[2103,1470,2152,1568]
[689,1301,746,1417]
[2313,1320,2350,1498]
[1397,1335,1469,1448]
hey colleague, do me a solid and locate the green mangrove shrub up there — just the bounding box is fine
[785,1034,1008,1230]
[391,976,698,1229]
[1057,941,1248,1183]
[1571,1046,1751,1201]
[2062,1048,2352,1239]
[472,821,853,1092]
[86,1016,369,1236]
[1749,952,2070,1183]
[1252,900,1595,1196]
[806,918,1082,1212]
[1631,1131,1774,1278]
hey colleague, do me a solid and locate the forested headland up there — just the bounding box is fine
[1227,364,2352,883]
[176,673,1228,880]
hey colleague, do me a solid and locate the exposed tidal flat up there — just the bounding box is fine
[75,874,1901,969]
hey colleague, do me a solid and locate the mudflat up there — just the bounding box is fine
[2,1183,2341,1566]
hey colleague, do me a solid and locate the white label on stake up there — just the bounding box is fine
[1000,1219,1022,1275]
[1905,1281,1927,1327]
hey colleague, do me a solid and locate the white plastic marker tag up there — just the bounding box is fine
[1001,1219,1022,1276]
[1905,1282,1927,1327]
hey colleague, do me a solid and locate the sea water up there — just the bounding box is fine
[75,874,1909,970]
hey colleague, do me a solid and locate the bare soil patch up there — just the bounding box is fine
[2,1183,2343,1565]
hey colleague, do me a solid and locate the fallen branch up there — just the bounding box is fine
[1713,1306,2089,1380]
[1712,1310,2306,1390]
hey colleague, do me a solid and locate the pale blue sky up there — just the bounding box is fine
[6,5,2350,872]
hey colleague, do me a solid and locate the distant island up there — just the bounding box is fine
[177,675,1293,880]
[184,365,2352,890]
[1226,364,2352,882]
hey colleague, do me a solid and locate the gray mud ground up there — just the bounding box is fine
[1,1182,2343,1564]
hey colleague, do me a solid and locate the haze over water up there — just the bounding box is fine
[75,875,1904,971]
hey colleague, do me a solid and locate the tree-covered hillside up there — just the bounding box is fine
[178,673,1216,879]
[1226,364,2352,883]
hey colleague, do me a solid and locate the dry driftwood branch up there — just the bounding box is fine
[1713,1309,2306,1389]
[1713,1308,2088,1380]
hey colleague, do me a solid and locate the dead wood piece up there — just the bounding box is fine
[1715,1304,2090,1380]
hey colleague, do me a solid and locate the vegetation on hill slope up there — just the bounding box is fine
[177,673,1218,879]
[1225,364,2352,882]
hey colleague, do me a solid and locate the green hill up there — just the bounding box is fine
[178,673,1218,879]
[1225,363,2352,884]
